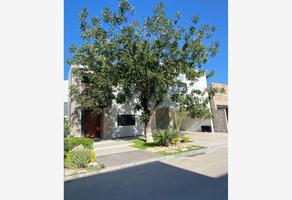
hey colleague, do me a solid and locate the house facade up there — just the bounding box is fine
[67,65,214,139]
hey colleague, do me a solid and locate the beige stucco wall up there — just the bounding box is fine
[211,83,228,107]
[180,118,212,132]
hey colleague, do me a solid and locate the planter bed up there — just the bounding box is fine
[130,139,206,156]
[64,164,104,177]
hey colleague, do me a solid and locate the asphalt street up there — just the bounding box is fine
[64,147,228,200]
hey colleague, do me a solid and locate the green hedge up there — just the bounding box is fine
[64,138,94,152]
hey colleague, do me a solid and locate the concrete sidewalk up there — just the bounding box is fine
[95,150,161,168]
[93,139,161,169]
[93,132,228,168]
[94,139,137,156]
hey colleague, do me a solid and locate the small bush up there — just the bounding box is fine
[90,151,96,162]
[171,137,180,145]
[64,138,94,152]
[182,135,190,143]
[64,118,70,137]
[64,151,68,159]
[64,140,70,153]
[154,128,181,147]
[71,149,91,168]
[64,153,74,168]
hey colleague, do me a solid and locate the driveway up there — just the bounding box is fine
[65,142,228,200]
[162,146,228,178]
[184,131,228,148]
[93,139,160,169]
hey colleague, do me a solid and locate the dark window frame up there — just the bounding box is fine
[117,115,136,126]
[201,126,212,132]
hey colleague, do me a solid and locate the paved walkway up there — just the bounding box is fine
[93,132,228,170]
[163,146,228,178]
[93,138,160,168]
[95,150,161,168]
[93,139,137,156]
[183,131,228,148]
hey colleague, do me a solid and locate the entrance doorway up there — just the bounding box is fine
[82,110,101,138]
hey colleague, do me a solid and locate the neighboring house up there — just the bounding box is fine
[210,83,228,132]
[68,65,214,139]
[64,80,69,119]
[177,74,213,133]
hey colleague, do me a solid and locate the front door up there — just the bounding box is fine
[83,110,101,138]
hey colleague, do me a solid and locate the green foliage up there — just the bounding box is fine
[130,139,158,149]
[182,135,190,143]
[64,153,74,168]
[153,129,182,147]
[171,109,188,131]
[64,140,69,153]
[64,149,96,169]
[90,151,96,162]
[64,138,94,152]
[64,151,68,159]
[171,136,180,145]
[71,149,91,168]
[64,118,70,137]
[68,0,219,141]
[159,145,206,156]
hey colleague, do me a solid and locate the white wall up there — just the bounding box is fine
[177,74,213,132]
[110,97,145,138]
[67,64,213,137]
[176,73,208,96]
[109,74,213,136]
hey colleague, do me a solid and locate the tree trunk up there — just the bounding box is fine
[145,110,155,143]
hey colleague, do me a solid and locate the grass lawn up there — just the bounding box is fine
[130,139,206,156]
[130,139,159,149]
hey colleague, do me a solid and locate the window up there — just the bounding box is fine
[117,115,136,126]
[201,126,212,132]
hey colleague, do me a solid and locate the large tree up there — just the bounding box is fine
[68,0,220,142]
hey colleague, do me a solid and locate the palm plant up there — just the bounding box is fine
[154,128,181,147]
[171,109,188,131]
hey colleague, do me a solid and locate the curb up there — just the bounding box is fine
[64,144,227,182]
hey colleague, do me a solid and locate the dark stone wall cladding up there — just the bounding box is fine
[213,109,228,132]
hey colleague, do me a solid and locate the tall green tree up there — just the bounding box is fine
[68,0,220,143]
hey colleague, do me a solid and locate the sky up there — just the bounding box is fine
[64,0,227,84]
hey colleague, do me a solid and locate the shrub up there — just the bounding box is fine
[154,128,181,147]
[64,140,70,153]
[90,151,96,162]
[64,138,94,152]
[171,109,188,131]
[64,118,70,137]
[64,151,68,159]
[64,153,74,168]
[182,135,190,143]
[71,149,91,168]
[171,136,180,145]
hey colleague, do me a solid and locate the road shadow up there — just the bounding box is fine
[64,161,227,200]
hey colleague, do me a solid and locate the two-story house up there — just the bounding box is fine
[67,65,214,139]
